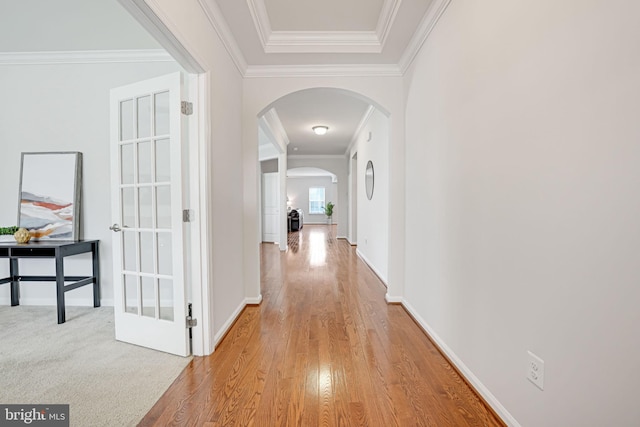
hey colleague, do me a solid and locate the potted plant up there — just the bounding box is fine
[0,226,19,242]
[324,202,335,225]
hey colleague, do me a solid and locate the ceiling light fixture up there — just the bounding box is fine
[312,125,329,136]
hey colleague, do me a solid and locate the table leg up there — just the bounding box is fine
[92,242,101,308]
[10,258,19,306]
[56,253,66,324]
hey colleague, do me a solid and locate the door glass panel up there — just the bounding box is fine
[138,187,153,228]
[137,95,151,138]
[138,141,152,183]
[120,99,134,141]
[124,274,138,314]
[141,276,156,318]
[154,91,170,136]
[140,232,154,274]
[159,278,174,321]
[121,187,135,228]
[156,186,171,229]
[157,233,172,276]
[121,144,134,185]
[123,231,137,272]
[155,139,170,183]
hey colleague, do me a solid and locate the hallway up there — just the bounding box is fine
[140,225,503,426]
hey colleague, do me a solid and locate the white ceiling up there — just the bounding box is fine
[0,0,161,53]
[270,89,370,156]
[3,0,443,158]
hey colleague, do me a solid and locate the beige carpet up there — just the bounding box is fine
[0,305,191,427]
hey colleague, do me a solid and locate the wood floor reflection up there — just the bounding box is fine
[139,225,504,426]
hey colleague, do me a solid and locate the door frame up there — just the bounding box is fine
[117,0,213,355]
[261,172,280,243]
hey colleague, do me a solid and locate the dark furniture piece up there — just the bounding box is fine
[288,209,303,232]
[0,240,100,324]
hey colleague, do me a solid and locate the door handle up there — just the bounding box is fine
[109,224,126,232]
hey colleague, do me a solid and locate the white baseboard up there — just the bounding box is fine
[212,295,262,349]
[355,249,388,286]
[245,295,263,305]
[0,297,113,306]
[401,300,520,427]
[213,299,247,348]
[385,294,403,304]
[346,237,357,246]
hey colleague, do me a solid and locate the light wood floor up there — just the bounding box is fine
[139,225,504,426]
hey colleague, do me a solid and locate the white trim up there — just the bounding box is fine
[398,0,452,74]
[212,299,246,348]
[385,294,403,304]
[0,297,114,306]
[356,248,388,286]
[186,73,213,356]
[376,0,403,48]
[288,154,348,160]
[244,64,402,78]
[265,31,381,53]
[345,105,376,156]
[0,50,173,65]
[197,0,248,75]
[117,0,205,73]
[246,0,272,48]
[261,109,290,149]
[401,300,520,427]
[245,295,263,305]
[247,0,400,54]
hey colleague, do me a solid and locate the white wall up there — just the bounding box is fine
[0,60,181,306]
[350,109,390,284]
[287,177,337,224]
[403,1,640,425]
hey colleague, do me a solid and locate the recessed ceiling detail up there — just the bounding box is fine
[247,0,401,54]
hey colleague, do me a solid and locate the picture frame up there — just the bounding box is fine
[18,152,82,241]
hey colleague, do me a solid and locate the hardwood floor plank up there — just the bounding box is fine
[139,225,505,427]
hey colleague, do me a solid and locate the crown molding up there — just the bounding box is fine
[247,0,399,54]
[0,49,173,65]
[246,0,272,48]
[376,0,403,47]
[265,31,381,54]
[198,0,248,75]
[398,0,451,74]
[288,154,347,160]
[245,63,402,78]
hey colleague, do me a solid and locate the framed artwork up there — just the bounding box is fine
[18,152,82,241]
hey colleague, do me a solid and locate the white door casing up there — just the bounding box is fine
[262,172,279,243]
[109,72,189,356]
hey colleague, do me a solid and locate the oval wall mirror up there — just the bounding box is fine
[365,160,374,200]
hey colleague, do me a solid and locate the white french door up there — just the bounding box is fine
[109,72,189,356]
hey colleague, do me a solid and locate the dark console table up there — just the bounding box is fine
[0,240,100,324]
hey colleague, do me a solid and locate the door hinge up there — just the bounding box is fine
[183,209,193,222]
[181,101,193,116]
[187,302,197,328]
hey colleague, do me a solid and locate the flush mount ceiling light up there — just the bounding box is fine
[312,125,329,135]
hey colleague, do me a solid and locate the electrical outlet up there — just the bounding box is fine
[527,351,545,390]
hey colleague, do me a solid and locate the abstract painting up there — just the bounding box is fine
[18,152,82,240]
